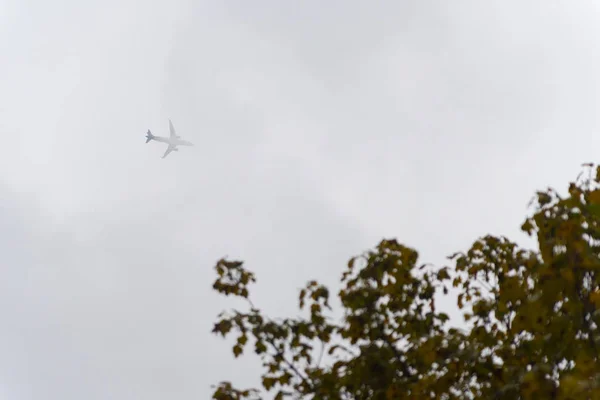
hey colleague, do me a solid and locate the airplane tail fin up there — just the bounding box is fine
[145,130,154,143]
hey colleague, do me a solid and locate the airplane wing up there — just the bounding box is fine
[162,144,176,159]
[169,119,177,139]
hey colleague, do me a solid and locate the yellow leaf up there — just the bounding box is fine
[589,189,600,204]
[589,291,600,309]
[386,384,401,399]
[560,268,575,285]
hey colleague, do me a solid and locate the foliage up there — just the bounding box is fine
[210,163,600,399]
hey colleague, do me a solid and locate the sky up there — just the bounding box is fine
[2,1,600,398]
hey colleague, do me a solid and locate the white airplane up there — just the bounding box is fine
[145,119,194,158]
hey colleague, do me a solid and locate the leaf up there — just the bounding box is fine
[589,291,600,309]
[437,267,450,280]
[233,344,243,358]
[212,319,233,337]
[589,189,600,205]
[255,340,267,355]
[299,289,306,309]
[521,219,535,235]
[262,376,277,391]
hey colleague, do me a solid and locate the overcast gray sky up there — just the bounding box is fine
[2,1,600,398]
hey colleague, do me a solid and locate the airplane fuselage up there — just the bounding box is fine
[151,136,194,147]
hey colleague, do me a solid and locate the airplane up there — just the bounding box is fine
[145,119,194,158]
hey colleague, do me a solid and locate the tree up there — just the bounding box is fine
[210,163,600,399]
